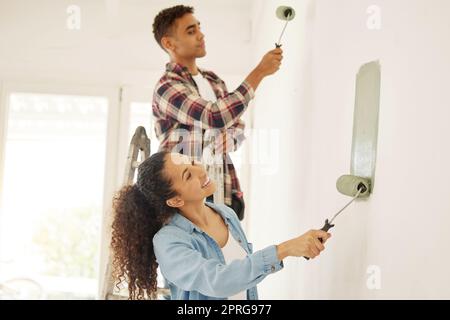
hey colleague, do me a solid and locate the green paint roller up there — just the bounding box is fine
[304,175,371,260]
[275,6,296,48]
[336,174,371,198]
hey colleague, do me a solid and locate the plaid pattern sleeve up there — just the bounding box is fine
[155,80,254,130]
[154,72,254,130]
[217,118,246,154]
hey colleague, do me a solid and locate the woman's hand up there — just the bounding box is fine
[277,230,332,260]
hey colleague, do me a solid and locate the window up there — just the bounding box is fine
[0,93,109,299]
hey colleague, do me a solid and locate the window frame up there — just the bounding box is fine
[0,81,121,299]
[115,86,154,184]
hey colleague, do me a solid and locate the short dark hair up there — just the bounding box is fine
[152,5,194,51]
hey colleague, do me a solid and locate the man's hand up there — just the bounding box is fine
[245,47,284,91]
[256,48,283,76]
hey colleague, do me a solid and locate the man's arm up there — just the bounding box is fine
[245,47,283,91]
[154,48,283,130]
[245,68,265,92]
[154,78,254,130]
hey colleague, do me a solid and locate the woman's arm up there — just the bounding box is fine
[153,233,283,298]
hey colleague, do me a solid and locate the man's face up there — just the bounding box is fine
[163,13,206,59]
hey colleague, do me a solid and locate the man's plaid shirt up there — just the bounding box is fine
[152,62,255,206]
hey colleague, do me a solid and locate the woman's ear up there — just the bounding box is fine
[166,196,184,208]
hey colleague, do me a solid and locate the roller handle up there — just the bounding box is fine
[303,219,335,260]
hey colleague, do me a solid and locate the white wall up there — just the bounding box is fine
[248,0,450,299]
[0,0,254,85]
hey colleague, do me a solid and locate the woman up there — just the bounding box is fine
[111,151,331,300]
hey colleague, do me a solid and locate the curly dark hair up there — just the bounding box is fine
[152,5,194,51]
[111,151,178,300]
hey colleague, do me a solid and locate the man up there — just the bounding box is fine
[152,5,283,220]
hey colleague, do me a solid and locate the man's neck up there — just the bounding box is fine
[171,57,199,75]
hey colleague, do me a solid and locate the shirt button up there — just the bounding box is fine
[271,265,276,272]
[238,239,242,243]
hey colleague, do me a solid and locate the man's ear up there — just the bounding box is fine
[166,196,184,208]
[161,36,175,53]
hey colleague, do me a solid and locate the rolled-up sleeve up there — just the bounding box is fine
[155,80,255,130]
[153,233,283,298]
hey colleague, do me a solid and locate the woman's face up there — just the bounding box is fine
[164,153,216,207]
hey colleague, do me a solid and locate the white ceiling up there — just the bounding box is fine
[0,0,256,85]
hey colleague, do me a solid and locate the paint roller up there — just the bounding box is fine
[304,175,371,260]
[275,6,296,48]
[274,6,372,259]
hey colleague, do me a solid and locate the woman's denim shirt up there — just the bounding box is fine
[153,201,284,300]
